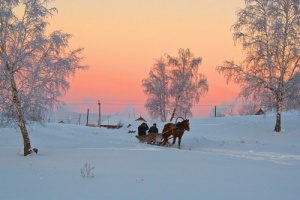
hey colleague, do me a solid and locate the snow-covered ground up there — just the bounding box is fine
[1,112,300,200]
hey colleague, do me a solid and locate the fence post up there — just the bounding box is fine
[98,100,101,127]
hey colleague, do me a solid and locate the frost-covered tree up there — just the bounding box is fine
[143,48,208,121]
[167,48,208,120]
[216,0,300,132]
[285,72,300,110]
[0,0,87,156]
[209,101,236,118]
[142,57,170,122]
[236,97,262,116]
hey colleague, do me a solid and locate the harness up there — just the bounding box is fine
[162,123,184,135]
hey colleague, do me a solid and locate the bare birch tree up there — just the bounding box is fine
[142,57,170,122]
[168,48,208,121]
[143,48,208,121]
[0,0,87,155]
[216,0,300,132]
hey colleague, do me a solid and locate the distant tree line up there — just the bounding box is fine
[209,96,265,117]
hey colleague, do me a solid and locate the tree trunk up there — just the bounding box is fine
[170,108,176,122]
[274,98,282,132]
[274,111,281,132]
[19,118,32,156]
[170,95,180,121]
[10,74,31,156]
[160,109,166,122]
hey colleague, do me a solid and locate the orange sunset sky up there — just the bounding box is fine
[48,0,245,118]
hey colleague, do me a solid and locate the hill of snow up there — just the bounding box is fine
[0,112,299,200]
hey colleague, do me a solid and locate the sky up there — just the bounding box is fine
[47,0,245,118]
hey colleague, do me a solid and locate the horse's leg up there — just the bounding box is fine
[172,136,176,145]
[178,136,182,149]
[162,134,168,146]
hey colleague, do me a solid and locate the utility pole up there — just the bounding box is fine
[86,109,89,126]
[214,106,217,118]
[98,100,101,127]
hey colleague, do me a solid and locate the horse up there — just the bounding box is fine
[162,118,190,149]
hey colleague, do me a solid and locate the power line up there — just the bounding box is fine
[60,99,252,107]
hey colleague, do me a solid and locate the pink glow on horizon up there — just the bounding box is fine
[50,0,244,118]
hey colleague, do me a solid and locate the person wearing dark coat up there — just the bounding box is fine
[148,123,158,134]
[138,122,149,136]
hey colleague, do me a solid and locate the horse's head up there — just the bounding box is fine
[182,119,190,131]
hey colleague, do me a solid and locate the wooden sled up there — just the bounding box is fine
[135,133,164,145]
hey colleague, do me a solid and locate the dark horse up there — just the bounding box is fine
[162,118,190,149]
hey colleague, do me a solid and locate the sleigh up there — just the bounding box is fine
[135,133,164,145]
[136,117,190,148]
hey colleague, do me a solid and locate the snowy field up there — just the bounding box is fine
[1,112,300,200]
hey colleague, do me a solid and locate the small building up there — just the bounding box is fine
[134,116,146,122]
[255,108,265,115]
[127,116,147,133]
